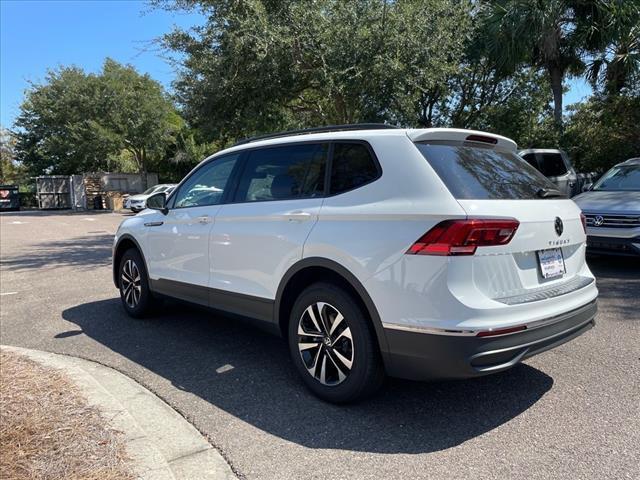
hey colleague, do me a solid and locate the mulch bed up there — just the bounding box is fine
[0,349,135,480]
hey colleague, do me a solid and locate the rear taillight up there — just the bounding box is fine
[580,213,587,234]
[406,219,520,256]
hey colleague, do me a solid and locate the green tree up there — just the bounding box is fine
[14,59,180,185]
[482,0,587,128]
[14,67,119,175]
[159,0,472,139]
[0,127,28,185]
[100,59,183,187]
[563,94,640,172]
[582,1,640,96]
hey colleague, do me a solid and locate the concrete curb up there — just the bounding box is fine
[3,346,237,480]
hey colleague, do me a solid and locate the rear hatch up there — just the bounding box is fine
[414,139,592,304]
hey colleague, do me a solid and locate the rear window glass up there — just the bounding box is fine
[539,153,568,176]
[416,142,558,200]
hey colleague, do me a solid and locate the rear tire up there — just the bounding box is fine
[288,282,385,403]
[118,248,154,318]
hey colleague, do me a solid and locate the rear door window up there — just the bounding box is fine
[539,153,568,177]
[416,142,558,200]
[329,143,380,195]
[234,143,328,202]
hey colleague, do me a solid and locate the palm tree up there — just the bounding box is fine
[582,2,640,96]
[483,0,584,128]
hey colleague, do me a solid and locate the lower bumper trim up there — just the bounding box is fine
[383,300,597,381]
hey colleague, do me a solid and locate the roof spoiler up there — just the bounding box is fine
[407,128,517,152]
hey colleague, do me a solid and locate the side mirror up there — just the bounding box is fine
[146,192,168,214]
[582,183,593,192]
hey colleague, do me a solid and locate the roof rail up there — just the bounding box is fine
[233,123,398,146]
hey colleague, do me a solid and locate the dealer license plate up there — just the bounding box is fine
[537,248,566,279]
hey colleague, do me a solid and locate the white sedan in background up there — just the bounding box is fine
[124,184,176,213]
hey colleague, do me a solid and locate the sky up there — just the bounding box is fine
[1,0,593,129]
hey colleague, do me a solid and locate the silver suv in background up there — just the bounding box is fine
[519,149,594,197]
[573,158,640,256]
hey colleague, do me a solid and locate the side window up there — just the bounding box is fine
[539,153,568,177]
[521,153,539,171]
[330,143,379,195]
[234,143,328,202]
[173,154,240,208]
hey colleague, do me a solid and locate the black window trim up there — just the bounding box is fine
[166,138,383,208]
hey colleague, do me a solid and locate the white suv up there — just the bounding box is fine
[112,125,598,403]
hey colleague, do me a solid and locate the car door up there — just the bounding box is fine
[145,153,241,305]
[209,143,328,304]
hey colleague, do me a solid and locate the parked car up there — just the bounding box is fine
[113,125,598,403]
[124,184,176,212]
[573,158,640,256]
[518,149,595,197]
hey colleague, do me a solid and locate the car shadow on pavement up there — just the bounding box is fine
[62,298,553,454]
[0,234,113,271]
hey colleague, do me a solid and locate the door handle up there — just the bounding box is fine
[285,211,312,222]
[197,215,212,224]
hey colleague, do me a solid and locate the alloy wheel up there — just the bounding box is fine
[121,259,142,308]
[297,302,354,386]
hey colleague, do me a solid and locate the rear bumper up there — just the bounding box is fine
[383,300,597,381]
[586,234,640,256]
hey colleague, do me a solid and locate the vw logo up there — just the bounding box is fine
[554,217,564,236]
[593,215,604,227]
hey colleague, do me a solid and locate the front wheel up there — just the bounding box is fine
[288,283,384,403]
[118,248,154,318]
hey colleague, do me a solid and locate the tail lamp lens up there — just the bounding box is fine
[407,219,520,256]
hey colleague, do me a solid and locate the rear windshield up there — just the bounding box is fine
[415,142,558,200]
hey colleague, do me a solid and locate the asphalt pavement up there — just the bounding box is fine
[1,210,638,480]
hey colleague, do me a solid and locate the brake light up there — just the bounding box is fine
[465,134,498,145]
[580,213,587,234]
[407,219,520,256]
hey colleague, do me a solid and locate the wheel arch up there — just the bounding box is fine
[275,258,390,357]
[112,234,149,289]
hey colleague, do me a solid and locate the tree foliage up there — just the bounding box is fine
[10,0,640,181]
[564,94,640,172]
[0,128,28,185]
[161,0,472,140]
[14,60,180,183]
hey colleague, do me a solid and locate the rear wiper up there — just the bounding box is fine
[536,188,567,198]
